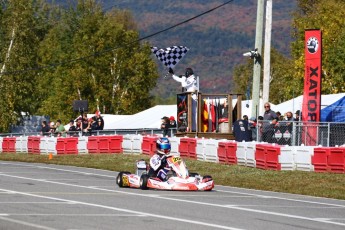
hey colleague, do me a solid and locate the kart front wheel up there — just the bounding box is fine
[116,171,131,187]
[140,174,149,190]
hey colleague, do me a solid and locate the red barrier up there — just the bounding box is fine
[65,137,78,154]
[312,147,330,172]
[56,138,66,154]
[27,136,41,154]
[255,144,267,170]
[327,147,345,173]
[98,136,110,153]
[217,142,237,164]
[109,135,123,153]
[141,136,158,156]
[32,136,41,154]
[265,145,281,171]
[188,138,197,159]
[178,138,197,159]
[178,138,189,158]
[2,137,16,153]
[87,136,99,154]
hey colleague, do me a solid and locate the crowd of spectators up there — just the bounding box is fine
[40,110,104,137]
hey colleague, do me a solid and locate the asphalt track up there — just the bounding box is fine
[0,161,344,230]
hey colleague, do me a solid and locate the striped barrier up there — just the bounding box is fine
[2,134,345,174]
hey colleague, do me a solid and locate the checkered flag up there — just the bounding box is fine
[151,46,189,69]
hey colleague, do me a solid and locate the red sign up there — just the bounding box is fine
[302,29,322,145]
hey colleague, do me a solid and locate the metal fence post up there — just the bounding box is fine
[327,122,330,147]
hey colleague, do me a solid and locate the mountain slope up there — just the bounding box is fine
[53,0,297,99]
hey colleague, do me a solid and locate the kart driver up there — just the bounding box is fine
[148,137,172,181]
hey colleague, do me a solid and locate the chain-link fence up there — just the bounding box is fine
[254,121,345,147]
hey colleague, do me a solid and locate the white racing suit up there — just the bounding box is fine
[148,154,171,181]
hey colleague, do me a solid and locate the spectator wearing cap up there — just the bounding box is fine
[169,116,177,128]
[55,119,66,137]
[49,122,56,134]
[295,110,301,121]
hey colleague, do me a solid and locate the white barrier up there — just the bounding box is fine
[204,139,221,163]
[122,135,134,153]
[196,138,206,161]
[0,137,3,153]
[77,136,88,154]
[15,136,28,153]
[131,135,143,153]
[294,145,315,171]
[169,137,180,156]
[279,145,296,170]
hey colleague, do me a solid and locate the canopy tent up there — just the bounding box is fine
[321,94,345,122]
[109,105,177,129]
[271,93,345,121]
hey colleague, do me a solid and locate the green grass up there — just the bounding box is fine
[1,153,344,200]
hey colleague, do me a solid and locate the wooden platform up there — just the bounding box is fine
[175,132,235,140]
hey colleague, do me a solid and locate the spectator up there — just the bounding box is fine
[41,121,50,136]
[169,116,177,128]
[95,110,104,130]
[262,102,278,143]
[243,115,248,121]
[76,118,82,132]
[295,110,301,121]
[160,116,170,137]
[68,119,77,136]
[81,113,89,135]
[55,119,66,137]
[276,111,284,121]
[248,117,257,141]
[49,122,56,134]
[233,118,251,142]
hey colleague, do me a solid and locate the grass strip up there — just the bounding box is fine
[0,153,344,200]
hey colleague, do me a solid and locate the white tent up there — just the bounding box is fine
[109,105,177,129]
[271,93,345,115]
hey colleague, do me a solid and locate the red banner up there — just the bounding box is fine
[302,29,322,145]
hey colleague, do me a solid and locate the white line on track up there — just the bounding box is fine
[1,162,344,208]
[0,172,345,228]
[0,216,56,230]
[2,213,146,217]
[0,188,243,230]
[215,189,345,208]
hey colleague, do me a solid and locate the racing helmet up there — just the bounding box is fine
[185,67,194,78]
[156,137,171,155]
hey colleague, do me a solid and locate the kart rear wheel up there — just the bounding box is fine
[116,171,131,187]
[140,174,149,190]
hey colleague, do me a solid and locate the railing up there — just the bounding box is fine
[0,128,178,138]
[255,121,345,147]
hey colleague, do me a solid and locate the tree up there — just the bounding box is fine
[0,0,52,132]
[37,0,158,122]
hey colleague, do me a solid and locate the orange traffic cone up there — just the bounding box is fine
[48,153,53,160]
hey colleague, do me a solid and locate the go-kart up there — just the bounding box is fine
[116,155,214,191]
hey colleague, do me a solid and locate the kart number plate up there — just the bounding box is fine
[172,157,181,163]
[122,176,129,186]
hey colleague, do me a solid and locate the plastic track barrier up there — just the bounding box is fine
[56,137,78,154]
[327,147,345,173]
[312,147,330,172]
[218,141,237,164]
[2,137,16,153]
[28,136,41,154]
[141,136,158,156]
